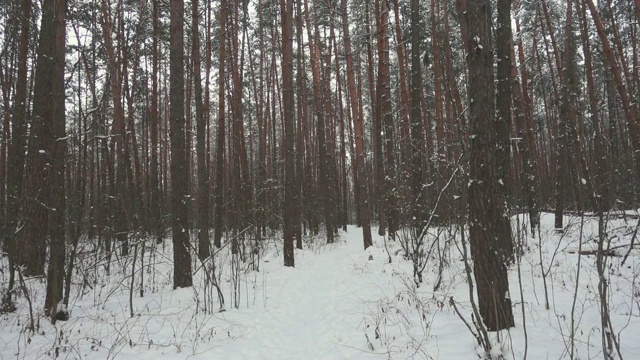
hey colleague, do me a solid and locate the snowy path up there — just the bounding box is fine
[203,230,386,360]
[3,215,640,360]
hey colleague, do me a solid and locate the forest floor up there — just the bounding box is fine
[1,212,639,359]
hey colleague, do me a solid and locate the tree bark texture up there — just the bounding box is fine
[466,0,515,331]
[281,0,295,267]
[170,0,193,288]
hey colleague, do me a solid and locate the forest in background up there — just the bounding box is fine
[0,0,639,356]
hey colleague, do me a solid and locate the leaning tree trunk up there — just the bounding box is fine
[585,0,640,200]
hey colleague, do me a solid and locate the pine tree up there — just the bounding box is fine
[170,0,192,288]
[466,0,515,331]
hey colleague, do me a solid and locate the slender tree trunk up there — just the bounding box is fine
[577,0,608,211]
[192,0,210,261]
[557,0,579,227]
[3,0,31,308]
[494,0,514,263]
[229,1,251,254]
[214,0,227,248]
[377,0,397,239]
[304,0,335,243]
[100,0,129,256]
[431,0,446,167]
[170,0,193,288]
[514,13,540,233]
[282,0,295,267]
[410,0,426,231]
[392,0,411,209]
[364,0,384,236]
[334,38,348,232]
[256,0,267,240]
[585,0,640,197]
[294,0,305,248]
[341,0,372,249]
[150,0,161,243]
[542,0,563,78]
[321,7,340,238]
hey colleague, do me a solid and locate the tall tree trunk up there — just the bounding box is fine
[334,35,348,232]
[281,0,295,267]
[192,0,210,261]
[410,0,426,230]
[256,0,267,240]
[294,0,305,248]
[214,0,227,248]
[45,0,67,319]
[123,22,144,235]
[556,0,579,228]
[150,0,161,243]
[377,0,397,239]
[341,0,372,249]
[4,0,31,308]
[100,0,129,256]
[577,0,608,211]
[431,0,446,167]
[513,13,540,234]
[19,0,64,276]
[585,0,640,199]
[170,0,192,289]
[304,0,335,243]
[494,0,514,263]
[321,7,339,239]
[229,1,251,254]
[392,0,411,210]
[466,0,515,332]
[365,0,384,236]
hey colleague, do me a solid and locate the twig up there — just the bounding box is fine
[449,297,485,349]
[621,216,640,266]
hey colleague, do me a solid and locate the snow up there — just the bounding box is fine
[1,213,639,359]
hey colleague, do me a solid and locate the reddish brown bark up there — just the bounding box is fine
[304,0,336,242]
[585,0,640,180]
[341,0,372,249]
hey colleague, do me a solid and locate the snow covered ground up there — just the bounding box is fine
[1,212,639,359]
